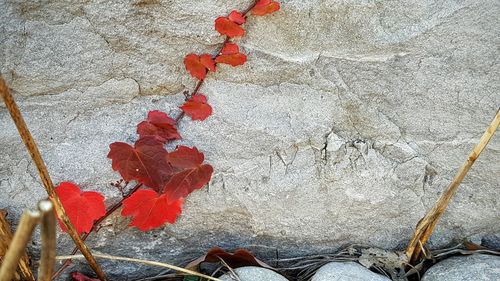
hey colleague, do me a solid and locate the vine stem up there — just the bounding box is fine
[175,1,257,125]
[54,1,260,278]
[405,109,499,264]
[51,183,142,280]
[0,77,107,281]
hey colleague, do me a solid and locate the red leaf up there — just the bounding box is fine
[215,43,247,67]
[215,53,247,67]
[71,272,100,281]
[164,146,213,203]
[252,0,280,16]
[184,54,208,80]
[179,94,212,121]
[185,247,274,270]
[137,110,180,143]
[164,165,213,203]
[167,145,204,169]
[55,182,106,235]
[200,54,216,72]
[215,17,245,38]
[228,10,246,25]
[221,43,240,55]
[121,189,183,231]
[108,137,173,191]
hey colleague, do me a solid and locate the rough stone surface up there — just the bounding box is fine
[220,266,288,281]
[422,254,500,281]
[0,0,499,279]
[311,262,391,281]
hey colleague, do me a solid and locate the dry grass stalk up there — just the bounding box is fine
[406,109,500,264]
[56,254,223,281]
[38,201,57,281]
[0,210,35,281]
[0,77,107,280]
[0,210,41,281]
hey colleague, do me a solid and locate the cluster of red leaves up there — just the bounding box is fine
[184,0,280,80]
[56,1,280,235]
[56,106,213,232]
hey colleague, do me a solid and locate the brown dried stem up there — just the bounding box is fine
[0,210,41,281]
[406,109,500,264]
[38,200,57,281]
[0,77,107,280]
[0,210,35,281]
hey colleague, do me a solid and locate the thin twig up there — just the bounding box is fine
[0,210,41,281]
[0,77,107,280]
[217,257,241,281]
[406,109,500,264]
[38,200,57,281]
[52,183,143,280]
[55,254,222,281]
[0,210,35,281]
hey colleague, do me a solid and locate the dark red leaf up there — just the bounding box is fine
[164,166,213,203]
[252,0,280,16]
[184,54,208,80]
[179,94,212,121]
[121,189,183,231]
[108,137,173,191]
[137,110,180,143]
[185,247,274,270]
[163,146,213,203]
[167,146,204,169]
[71,272,100,281]
[55,182,106,235]
[228,10,246,25]
[215,17,245,38]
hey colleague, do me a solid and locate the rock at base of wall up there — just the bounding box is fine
[311,261,391,281]
[422,254,500,281]
[219,266,288,281]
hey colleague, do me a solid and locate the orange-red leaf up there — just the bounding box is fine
[228,10,246,25]
[55,182,106,235]
[215,17,245,38]
[252,0,280,16]
[221,43,240,55]
[215,43,247,67]
[200,54,216,72]
[215,53,247,67]
[184,54,208,80]
[121,189,183,231]
[179,94,212,121]
[108,137,173,191]
[137,110,180,143]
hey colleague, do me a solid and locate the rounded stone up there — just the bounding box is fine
[422,254,500,281]
[311,262,391,281]
[219,266,288,281]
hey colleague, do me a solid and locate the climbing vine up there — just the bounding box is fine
[54,0,281,235]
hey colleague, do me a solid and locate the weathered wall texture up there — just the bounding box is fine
[1,0,499,279]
